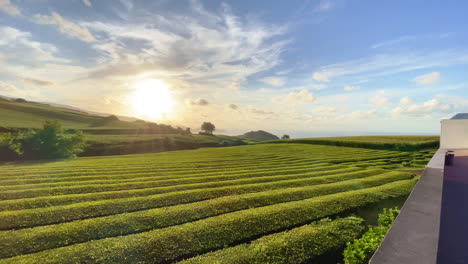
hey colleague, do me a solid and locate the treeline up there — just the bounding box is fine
[266,138,439,151]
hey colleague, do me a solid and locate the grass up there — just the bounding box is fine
[0,143,425,263]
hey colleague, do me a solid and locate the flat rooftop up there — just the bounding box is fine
[437,150,468,263]
[450,113,468,120]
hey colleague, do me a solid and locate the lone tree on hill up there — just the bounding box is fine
[281,134,290,139]
[201,122,215,134]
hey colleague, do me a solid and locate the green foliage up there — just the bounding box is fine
[19,120,86,159]
[267,136,439,151]
[201,122,215,134]
[179,217,364,264]
[281,134,290,139]
[0,172,412,258]
[343,207,400,264]
[0,180,414,263]
[0,144,420,262]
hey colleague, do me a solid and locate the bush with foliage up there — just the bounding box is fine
[343,207,400,264]
[9,120,86,160]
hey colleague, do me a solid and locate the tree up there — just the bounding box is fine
[281,134,290,139]
[20,120,86,159]
[201,122,215,135]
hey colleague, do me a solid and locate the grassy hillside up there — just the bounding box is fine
[0,99,146,130]
[0,143,423,263]
[0,98,250,157]
[267,135,439,151]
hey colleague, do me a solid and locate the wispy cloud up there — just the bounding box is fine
[343,85,359,91]
[259,76,286,87]
[312,0,335,13]
[22,78,55,87]
[0,0,21,16]
[82,0,92,8]
[32,12,96,42]
[312,50,468,82]
[412,72,441,85]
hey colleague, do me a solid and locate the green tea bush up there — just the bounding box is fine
[0,169,397,230]
[178,217,364,264]
[0,172,411,257]
[0,181,413,264]
[343,207,400,264]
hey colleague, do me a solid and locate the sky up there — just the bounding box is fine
[1,0,468,137]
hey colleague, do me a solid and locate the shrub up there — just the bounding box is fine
[179,217,364,264]
[14,120,86,160]
[343,207,400,264]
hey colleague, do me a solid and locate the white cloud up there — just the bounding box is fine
[82,1,290,88]
[274,89,316,105]
[32,12,96,42]
[259,76,285,87]
[0,0,21,16]
[391,98,452,118]
[370,96,392,106]
[400,96,413,105]
[343,85,359,91]
[82,0,92,7]
[412,72,441,85]
[0,26,67,64]
[312,72,329,82]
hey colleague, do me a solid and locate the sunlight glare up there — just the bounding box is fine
[131,79,174,119]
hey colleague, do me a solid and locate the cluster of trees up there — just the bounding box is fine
[0,120,85,160]
[199,122,215,135]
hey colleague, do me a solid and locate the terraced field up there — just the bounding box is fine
[0,144,422,263]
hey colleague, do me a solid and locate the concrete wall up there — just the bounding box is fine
[441,119,468,149]
[370,149,445,264]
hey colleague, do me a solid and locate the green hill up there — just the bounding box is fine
[0,97,250,158]
[240,130,279,141]
[0,98,159,130]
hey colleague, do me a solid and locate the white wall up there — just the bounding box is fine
[440,119,468,149]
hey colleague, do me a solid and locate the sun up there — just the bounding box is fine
[131,79,174,119]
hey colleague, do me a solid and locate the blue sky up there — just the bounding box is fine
[1,0,468,136]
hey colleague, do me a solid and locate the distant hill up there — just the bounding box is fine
[240,130,279,141]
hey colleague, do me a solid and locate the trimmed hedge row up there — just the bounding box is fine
[177,217,364,264]
[0,167,363,211]
[0,157,315,182]
[0,162,335,191]
[0,171,411,257]
[0,168,386,230]
[265,138,439,151]
[0,165,350,200]
[0,179,416,264]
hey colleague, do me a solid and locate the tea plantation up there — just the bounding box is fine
[0,143,433,263]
